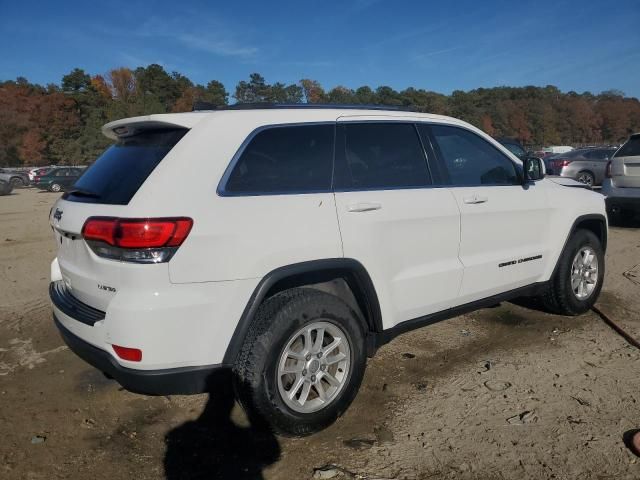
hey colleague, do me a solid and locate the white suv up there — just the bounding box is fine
[50,105,607,435]
[603,133,640,222]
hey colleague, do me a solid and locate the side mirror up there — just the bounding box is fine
[523,157,545,183]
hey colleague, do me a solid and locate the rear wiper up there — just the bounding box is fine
[67,188,101,198]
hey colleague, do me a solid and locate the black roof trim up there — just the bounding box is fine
[192,101,418,113]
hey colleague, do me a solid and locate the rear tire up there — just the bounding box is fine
[576,171,595,187]
[541,229,604,315]
[233,288,367,436]
[50,183,61,192]
[10,177,24,188]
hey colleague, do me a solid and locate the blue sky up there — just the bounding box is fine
[1,0,639,98]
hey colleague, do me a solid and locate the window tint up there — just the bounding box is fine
[584,149,613,161]
[614,137,640,158]
[502,142,526,158]
[337,123,430,189]
[224,124,334,194]
[430,125,518,186]
[67,129,187,205]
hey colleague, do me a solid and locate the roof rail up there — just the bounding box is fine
[192,101,417,112]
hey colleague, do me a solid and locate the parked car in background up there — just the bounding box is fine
[0,168,30,188]
[602,133,640,221]
[34,167,84,192]
[28,166,53,183]
[545,147,616,187]
[0,173,14,195]
[496,137,527,160]
[544,146,574,155]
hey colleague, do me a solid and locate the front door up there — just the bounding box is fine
[423,123,551,304]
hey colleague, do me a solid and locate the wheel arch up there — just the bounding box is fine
[222,258,383,365]
[550,213,607,279]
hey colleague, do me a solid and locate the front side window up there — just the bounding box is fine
[430,125,518,186]
[503,142,526,159]
[224,124,334,194]
[336,123,431,190]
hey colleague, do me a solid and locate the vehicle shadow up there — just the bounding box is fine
[164,369,281,480]
[608,217,640,228]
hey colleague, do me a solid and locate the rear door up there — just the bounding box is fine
[612,135,640,188]
[333,118,462,328]
[423,123,551,304]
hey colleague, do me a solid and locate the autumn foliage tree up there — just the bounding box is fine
[1,67,640,167]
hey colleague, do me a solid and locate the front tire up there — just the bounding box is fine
[233,288,367,436]
[542,229,604,315]
[50,183,61,192]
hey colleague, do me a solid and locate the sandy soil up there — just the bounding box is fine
[1,188,639,480]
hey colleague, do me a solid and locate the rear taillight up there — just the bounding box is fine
[553,159,572,167]
[82,217,193,263]
[605,160,612,178]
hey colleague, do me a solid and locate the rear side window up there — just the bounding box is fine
[584,149,614,161]
[335,123,431,190]
[614,137,640,158]
[223,124,334,195]
[430,125,518,186]
[66,129,187,205]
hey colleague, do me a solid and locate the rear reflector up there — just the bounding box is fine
[112,344,142,362]
[82,217,193,263]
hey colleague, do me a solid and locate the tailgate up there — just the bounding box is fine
[51,199,130,311]
[49,126,189,312]
[612,156,640,188]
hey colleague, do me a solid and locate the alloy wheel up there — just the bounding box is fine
[570,246,598,300]
[276,321,351,414]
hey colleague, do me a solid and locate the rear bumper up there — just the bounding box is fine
[54,314,225,395]
[602,179,640,218]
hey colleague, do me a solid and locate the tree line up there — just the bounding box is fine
[1,64,639,166]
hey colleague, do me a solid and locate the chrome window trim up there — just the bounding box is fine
[216,119,525,197]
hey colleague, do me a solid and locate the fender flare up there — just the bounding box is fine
[222,258,383,365]
[550,213,607,279]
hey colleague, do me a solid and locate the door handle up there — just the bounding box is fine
[347,202,382,212]
[463,195,488,204]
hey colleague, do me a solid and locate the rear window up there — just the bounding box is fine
[614,137,640,158]
[66,129,187,204]
[222,124,334,195]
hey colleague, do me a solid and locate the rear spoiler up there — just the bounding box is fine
[102,113,207,140]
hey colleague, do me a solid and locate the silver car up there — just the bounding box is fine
[545,147,617,187]
[602,133,640,221]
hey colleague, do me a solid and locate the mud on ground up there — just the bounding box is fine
[1,189,639,479]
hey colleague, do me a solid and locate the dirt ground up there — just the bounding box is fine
[1,188,639,480]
